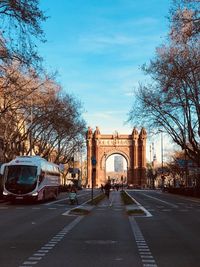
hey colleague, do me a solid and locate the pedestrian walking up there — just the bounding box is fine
[100,184,104,192]
[104,180,111,198]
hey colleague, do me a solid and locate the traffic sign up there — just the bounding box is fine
[91,157,97,166]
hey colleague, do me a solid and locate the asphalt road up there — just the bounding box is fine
[0,189,98,267]
[127,189,200,267]
[0,189,200,267]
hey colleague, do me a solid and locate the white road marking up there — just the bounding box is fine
[143,265,157,267]
[142,259,156,263]
[43,192,90,206]
[33,253,45,256]
[28,257,42,260]
[129,216,158,267]
[19,216,83,267]
[141,193,178,208]
[23,261,37,265]
[125,191,153,217]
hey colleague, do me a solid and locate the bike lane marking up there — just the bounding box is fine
[18,216,83,267]
[129,216,158,267]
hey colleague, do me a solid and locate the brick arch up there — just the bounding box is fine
[86,127,147,188]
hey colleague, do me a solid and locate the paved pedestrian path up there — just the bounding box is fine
[36,190,142,267]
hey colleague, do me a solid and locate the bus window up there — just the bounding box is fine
[5,165,37,193]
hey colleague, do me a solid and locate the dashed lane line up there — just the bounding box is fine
[129,216,158,267]
[19,215,83,267]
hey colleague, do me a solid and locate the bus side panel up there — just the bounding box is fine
[37,188,45,201]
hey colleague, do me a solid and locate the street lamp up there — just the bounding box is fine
[161,131,164,175]
[29,97,33,156]
[160,131,165,188]
[183,107,188,187]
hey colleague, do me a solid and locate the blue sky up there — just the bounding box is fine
[39,0,171,135]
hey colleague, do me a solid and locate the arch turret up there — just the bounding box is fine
[86,126,93,139]
[132,127,139,139]
[139,127,147,139]
[94,126,101,139]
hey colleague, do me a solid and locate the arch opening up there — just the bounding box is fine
[105,153,127,186]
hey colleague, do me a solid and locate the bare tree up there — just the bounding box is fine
[128,0,200,168]
[0,63,57,160]
[0,61,47,116]
[29,93,86,163]
[0,0,46,64]
[170,0,200,43]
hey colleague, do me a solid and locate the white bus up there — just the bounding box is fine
[1,156,61,202]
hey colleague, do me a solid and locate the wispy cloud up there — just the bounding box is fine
[78,33,138,52]
[126,17,159,27]
[39,0,171,134]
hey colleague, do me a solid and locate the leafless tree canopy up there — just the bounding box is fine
[0,62,86,162]
[0,0,46,64]
[128,0,200,166]
[0,1,86,163]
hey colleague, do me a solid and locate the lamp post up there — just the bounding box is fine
[91,156,97,204]
[80,146,83,187]
[183,109,188,187]
[150,144,152,166]
[30,98,33,156]
[161,131,164,174]
[160,131,165,189]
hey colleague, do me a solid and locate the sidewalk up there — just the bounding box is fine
[41,190,142,267]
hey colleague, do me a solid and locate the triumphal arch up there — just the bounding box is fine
[86,126,147,188]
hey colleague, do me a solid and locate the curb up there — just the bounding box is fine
[124,190,153,217]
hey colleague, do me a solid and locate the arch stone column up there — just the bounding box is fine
[132,127,139,185]
[138,127,147,187]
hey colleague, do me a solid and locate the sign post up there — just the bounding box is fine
[91,157,97,204]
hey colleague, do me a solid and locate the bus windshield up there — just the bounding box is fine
[5,165,37,194]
